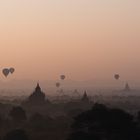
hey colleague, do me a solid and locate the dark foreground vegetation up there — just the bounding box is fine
[0,102,140,140]
[1,84,140,140]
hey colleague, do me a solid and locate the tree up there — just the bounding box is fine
[29,113,53,131]
[3,129,28,140]
[9,106,27,122]
[68,103,139,140]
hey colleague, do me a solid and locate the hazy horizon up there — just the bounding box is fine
[0,0,140,83]
[1,2,140,140]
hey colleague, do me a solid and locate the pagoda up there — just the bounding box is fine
[81,91,90,103]
[29,83,46,104]
[124,82,131,92]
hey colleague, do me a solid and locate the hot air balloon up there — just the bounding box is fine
[56,82,60,88]
[60,75,66,80]
[114,74,120,80]
[2,68,10,77]
[9,68,15,74]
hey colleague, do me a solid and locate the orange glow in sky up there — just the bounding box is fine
[0,0,140,81]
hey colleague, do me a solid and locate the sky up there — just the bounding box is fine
[0,0,140,82]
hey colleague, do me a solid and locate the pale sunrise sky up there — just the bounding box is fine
[0,0,140,81]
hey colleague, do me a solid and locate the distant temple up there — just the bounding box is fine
[124,82,131,92]
[73,89,80,96]
[28,83,46,104]
[81,91,90,103]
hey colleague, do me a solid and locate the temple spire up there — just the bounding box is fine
[81,91,89,102]
[124,82,131,91]
[29,83,45,104]
[35,82,41,92]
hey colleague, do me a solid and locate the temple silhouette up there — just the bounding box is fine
[123,82,131,92]
[22,83,50,107]
[22,83,94,117]
[81,91,90,103]
[29,83,45,104]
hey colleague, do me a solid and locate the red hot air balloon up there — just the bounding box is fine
[114,74,120,80]
[2,68,10,77]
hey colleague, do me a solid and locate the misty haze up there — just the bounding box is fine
[0,0,140,140]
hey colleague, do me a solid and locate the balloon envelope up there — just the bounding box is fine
[114,74,120,80]
[60,75,66,80]
[2,69,10,77]
[56,82,60,88]
[9,68,15,74]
